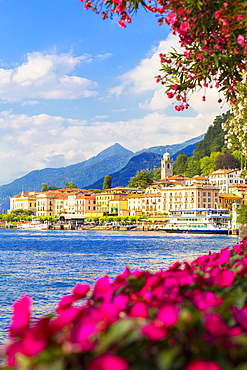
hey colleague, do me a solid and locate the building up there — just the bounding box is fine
[218,193,243,210]
[10,192,38,214]
[208,169,246,193]
[185,175,209,186]
[161,184,219,212]
[161,152,173,179]
[76,195,96,216]
[128,193,162,216]
[35,192,57,217]
[108,196,129,216]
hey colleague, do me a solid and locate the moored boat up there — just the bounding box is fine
[17,218,49,231]
[159,209,230,234]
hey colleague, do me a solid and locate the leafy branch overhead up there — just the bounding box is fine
[79,0,247,107]
[79,0,247,152]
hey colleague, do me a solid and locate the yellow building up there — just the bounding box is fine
[10,192,37,214]
[218,193,243,210]
[108,196,129,216]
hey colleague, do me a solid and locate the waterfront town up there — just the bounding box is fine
[9,152,247,228]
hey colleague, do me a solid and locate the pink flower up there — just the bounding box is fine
[157,305,180,327]
[237,35,245,46]
[6,318,51,366]
[232,306,247,330]
[118,20,126,28]
[87,353,129,370]
[186,360,222,370]
[128,301,149,318]
[180,21,190,33]
[93,275,112,300]
[190,290,223,311]
[204,313,242,341]
[167,92,174,99]
[172,84,179,91]
[142,321,168,340]
[8,295,32,338]
[166,12,178,25]
[237,15,243,21]
[184,51,191,58]
[214,10,221,19]
[72,283,90,299]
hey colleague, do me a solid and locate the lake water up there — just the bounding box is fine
[0,228,239,342]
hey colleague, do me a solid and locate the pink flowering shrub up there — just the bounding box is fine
[2,238,247,369]
[78,0,247,109]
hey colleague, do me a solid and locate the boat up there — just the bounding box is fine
[159,209,230,234]
[17,218,49,231]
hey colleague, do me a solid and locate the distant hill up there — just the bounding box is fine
[171,143,198,161]
[0,143,133,209]
[86,152,163,189]
[136,134,205,157]
[0,135,205,210]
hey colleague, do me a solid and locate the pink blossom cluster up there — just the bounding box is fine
[3,238,247,369]
[78,0,247,110]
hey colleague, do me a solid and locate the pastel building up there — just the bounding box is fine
[208,169,246,193]
[160,184,219,212]
[10,192,38,214]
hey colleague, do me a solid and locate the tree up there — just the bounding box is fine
[65,182,78,189]
[173,152,188,175]
[184,157,201,178]
[128,170,153,188]
[149,167,161,181]
[223,73,247,156]
[215,152,240,170]
[200,152,221,175]
[41,183,49,192]
[102,175,112,190]
[193,113,229,160]
[42,184,59,192]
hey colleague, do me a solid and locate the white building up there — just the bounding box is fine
[208,169,246,193]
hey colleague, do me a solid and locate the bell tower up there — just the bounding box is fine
[161,151,173,179]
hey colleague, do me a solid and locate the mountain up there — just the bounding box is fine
[136,134,205,157]
[0,143,133,209]
[86,152,163,189]
[0,135,204,210]
[171,143,198,161]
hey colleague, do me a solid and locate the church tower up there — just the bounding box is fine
[161,151,173,179]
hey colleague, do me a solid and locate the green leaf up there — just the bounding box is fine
[126,275,146,291]
[95,319,139,354]
[156,347,180,370]
[234,363,247,370]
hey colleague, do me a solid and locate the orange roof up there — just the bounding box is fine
[192,175,209,180]
[219,193,242,199]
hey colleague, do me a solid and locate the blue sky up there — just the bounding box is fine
[0,0,227,185]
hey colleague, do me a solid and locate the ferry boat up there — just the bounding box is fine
[159,209,230,234]
[18,218,49,231]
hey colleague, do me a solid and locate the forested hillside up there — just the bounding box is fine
[173,112,243,177]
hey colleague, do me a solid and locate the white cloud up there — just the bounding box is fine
[0,109,222,186]
[109,34,180,97]
[0,52,98,102]
[108,33,229,115]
